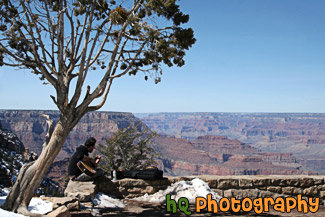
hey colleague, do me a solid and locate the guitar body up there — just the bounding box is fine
[77,161,96,177]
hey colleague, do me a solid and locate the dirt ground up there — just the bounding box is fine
[71,200,325,217]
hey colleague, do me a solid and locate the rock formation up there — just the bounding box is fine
[0,120,25,187]
[139,112,325,174]
[153,135,316,176]
[0,119,61,195]
[0,110,319,182]
[0,110,147,160]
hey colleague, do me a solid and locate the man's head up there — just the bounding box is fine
[85,137,96,153]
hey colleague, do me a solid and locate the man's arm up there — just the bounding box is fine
[82,155,97,166]
[95,155,101,164]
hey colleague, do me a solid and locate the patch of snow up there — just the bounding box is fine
[1,195,53,215]
[0,208,26,217]
[90,209,101,216]
[92,193,125,209]
[28,197,53,214]
[0,196,6,206]
[3,188,10,195]
[133,178,222,204]
[80,202,93,210]
[0,188,10,196]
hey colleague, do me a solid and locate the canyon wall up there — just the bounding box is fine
[152,135,316,176]
[138,112,325,174]
[0,121,25,187]
[0,110,320,179]
[0,110,146,160]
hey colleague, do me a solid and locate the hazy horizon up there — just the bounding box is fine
[1,108,325,115]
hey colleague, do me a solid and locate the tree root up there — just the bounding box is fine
[17,205,44,217]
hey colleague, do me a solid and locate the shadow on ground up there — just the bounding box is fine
[71,200,325,217]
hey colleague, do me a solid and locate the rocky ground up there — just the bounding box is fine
[63,175,325,217]
[70,200,325,217]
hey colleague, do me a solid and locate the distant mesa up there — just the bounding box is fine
[153,134,315,176]
[139,112,325,175]
[0,110,323,181]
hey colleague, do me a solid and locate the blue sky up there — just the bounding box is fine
[1,0,325,113]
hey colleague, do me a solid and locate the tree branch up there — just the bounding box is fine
[18,2,57,86]
[88,22,113,66]
[69,2,96,108]
[65,6,76,76]
[24,3,58,77]
[86,78,113,112]
[75,0,145,117]
[109,41,147,79]
[43,0,57,73]
[73,11,89,60]
[40,113,54,147]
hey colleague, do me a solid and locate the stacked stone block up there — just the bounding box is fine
[63,175,325,206]
[197,176,324,201]
[112,175,325,205]
[113,178,171,198]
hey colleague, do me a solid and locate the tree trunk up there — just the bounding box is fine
[1,116,72,215]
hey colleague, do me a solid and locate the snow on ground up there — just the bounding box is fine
[0,195,52,215]
[28,197,53,214]
[0,178,219,215]
[1,188,10,196]
[1,195,26,217]
[89,179,220,209]
[133,178,222,204]
[0,208,26,217]
[92,193,125,209]
[0,196,6,207]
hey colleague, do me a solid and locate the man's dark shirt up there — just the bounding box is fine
[68,145,89,177]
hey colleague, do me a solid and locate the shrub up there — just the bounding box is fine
[97,125,159,172]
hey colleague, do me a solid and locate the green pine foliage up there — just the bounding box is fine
[97,125,159,172]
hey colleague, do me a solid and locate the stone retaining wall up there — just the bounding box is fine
[113,175,325,204]
[113,178,171,198]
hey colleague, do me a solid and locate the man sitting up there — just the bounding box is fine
[68,137,104,181]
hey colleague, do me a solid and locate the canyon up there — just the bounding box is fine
[0,110,323,182]
[0,110,146,160]
[139,112,325,174]
[152,135,315,176]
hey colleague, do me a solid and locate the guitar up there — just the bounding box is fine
[77,161,96,177]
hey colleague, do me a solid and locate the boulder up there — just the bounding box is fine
[64,177,122,201]
[94,176,121,198]
[64,180,97,202]
[66,201,80,211]
[51,197,79,211]
[47,205,70,217]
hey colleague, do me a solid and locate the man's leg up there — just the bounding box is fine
[91,168,104,179]
[73,169,104,182]
[74,173,92,182]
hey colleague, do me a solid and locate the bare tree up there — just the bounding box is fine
[0,0,195,214]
